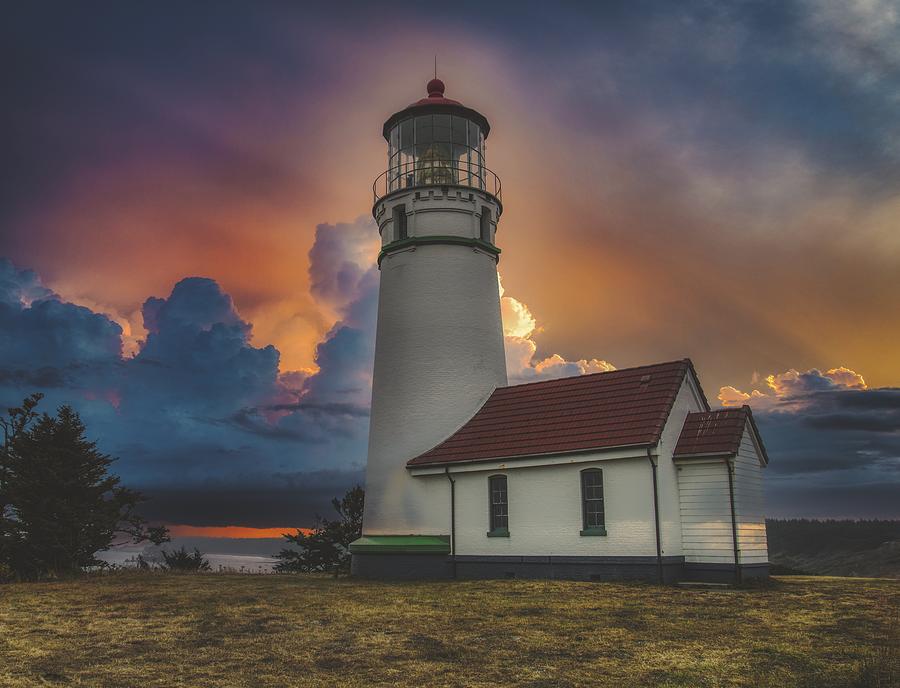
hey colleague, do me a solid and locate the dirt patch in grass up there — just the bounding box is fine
[0,574,896,687]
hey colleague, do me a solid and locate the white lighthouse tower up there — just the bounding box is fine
[351,78,507,577]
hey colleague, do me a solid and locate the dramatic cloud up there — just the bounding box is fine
[296,218,379,409]
[720,366,868,411]
[134,277,280,413]
[0,259,122,385]
[0,260,55,306]
[1,1,898,522]
[0,220,381,527]
[719,365,900,518]
[500,276,615,384]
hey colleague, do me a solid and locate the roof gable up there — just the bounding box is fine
[673,405,769,464]
[408,359,707,467]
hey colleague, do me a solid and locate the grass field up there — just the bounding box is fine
[0,574,897,687]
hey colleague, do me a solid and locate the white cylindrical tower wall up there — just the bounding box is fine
[363,189,506,535]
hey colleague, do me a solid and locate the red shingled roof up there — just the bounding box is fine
[407,359,707,467]
[674,406,768,463]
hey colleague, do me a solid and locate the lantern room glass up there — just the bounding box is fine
[386,114,485,194]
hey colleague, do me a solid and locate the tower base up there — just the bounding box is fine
[351,552,455,580]
[349,535,453,580]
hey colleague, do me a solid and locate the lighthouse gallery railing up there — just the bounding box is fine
[373,161,502,204]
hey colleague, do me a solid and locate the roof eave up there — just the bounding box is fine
[672,451,737,462]
[382,102,491,140]
[406,440,658,470]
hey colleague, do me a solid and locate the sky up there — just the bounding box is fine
[1,1,899,536]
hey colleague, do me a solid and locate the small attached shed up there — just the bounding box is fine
[673,407,769,582]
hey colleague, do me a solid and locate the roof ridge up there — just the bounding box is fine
[497,358,692,392]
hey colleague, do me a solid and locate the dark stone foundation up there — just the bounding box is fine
[352,553,769,583]
[453,555,685,583]
[682,562,770,583]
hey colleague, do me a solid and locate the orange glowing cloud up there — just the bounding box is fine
[719,366,868,410]
[499,273,616,383]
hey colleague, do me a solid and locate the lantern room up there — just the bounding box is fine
[374,79,501,202]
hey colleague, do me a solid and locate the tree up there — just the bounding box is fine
[275,485,363,574]
[161,546,211,572]
[0,394,169,579]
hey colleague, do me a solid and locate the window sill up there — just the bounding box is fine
[486,528,510,538]
[580,527,607,537]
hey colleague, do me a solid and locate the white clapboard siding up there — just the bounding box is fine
[733,427,769,563]
[676,460,734,563]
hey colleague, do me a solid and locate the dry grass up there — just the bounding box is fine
[0,574,897,687]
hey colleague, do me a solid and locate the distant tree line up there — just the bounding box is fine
[0,394,170,580]
[766,518,900,555]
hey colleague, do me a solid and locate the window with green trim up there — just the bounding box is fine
[489,474,508,534]
[581,469,605,532]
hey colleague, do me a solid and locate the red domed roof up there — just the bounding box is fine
[382,79,491,140]
[408,78,462,107]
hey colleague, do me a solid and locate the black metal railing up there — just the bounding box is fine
[373,162,502,204]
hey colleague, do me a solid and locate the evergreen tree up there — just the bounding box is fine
[161,546,211,572]
[0,394,169,579]
[275,485,363,574]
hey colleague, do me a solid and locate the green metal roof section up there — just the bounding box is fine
[349,535,450,554]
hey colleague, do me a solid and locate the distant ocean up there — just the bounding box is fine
[97,549,279,572]
[96,536,284,572]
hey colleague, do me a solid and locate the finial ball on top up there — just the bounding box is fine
[427,78,445,98]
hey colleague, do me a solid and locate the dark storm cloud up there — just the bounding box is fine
[137,468,365,527]
[753,385,900,474]
[765,479,900,520]
[743,383,900,517]
[132,276,280,413]
[0,259,122,383]
[0,261,55,305]
[259,400,370,417]
[548,2,900,185]
[0,220,376,527]
[805,412,900,433]
[224,408,326,443]
[828,388,900,411]
[0,367,70,389]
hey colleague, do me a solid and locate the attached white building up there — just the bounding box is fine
[350,79,770,583]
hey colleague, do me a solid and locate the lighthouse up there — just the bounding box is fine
[350,79,771,583]
[351,79,507,577]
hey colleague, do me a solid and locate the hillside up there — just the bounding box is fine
[767,519,900,578]
[0,574,896,687]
